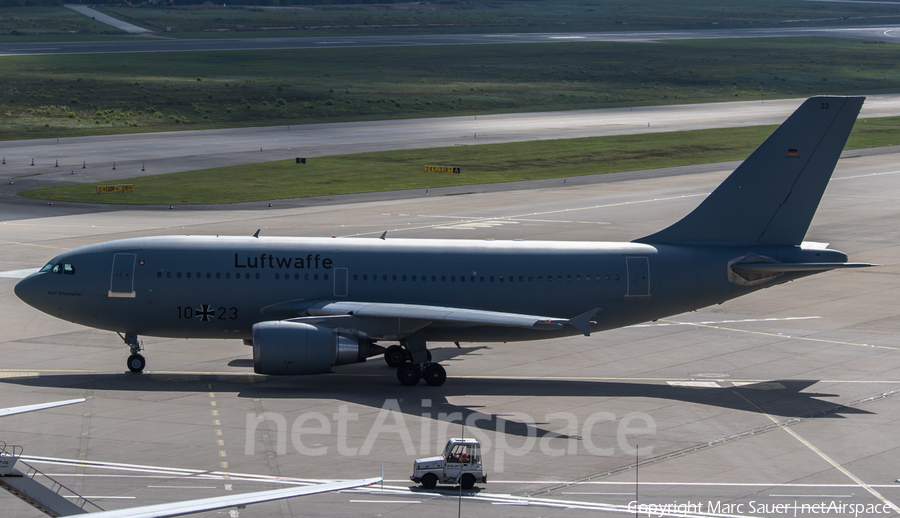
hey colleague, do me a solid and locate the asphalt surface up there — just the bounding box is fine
[1,139,899,517]
[64,5,152,35]
[4,95,900,217]
[1,25,899,56]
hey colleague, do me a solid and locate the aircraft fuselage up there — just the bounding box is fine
[14,235,842,343]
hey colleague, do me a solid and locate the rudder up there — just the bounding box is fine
[636,96,864,246]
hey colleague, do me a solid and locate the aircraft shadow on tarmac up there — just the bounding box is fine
[0,358,870,440]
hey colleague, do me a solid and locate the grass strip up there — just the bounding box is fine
[21,115,900,205]
[2,37,900,140]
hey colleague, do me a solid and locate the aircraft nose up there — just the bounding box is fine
[14,274,37,308]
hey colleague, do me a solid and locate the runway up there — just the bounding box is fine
[1,139,898,516]
[5,94,900,216]
[1,25,899,56]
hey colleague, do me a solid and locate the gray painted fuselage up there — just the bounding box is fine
[15,235,841,343]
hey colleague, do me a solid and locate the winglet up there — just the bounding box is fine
[567,308,599,336]
[253,229,260,238]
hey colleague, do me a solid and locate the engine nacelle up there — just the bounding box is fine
[252,321,375,375]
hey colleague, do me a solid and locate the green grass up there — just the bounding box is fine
[22,116,900,205]
[0,6,124,37]
[95,1,900,38]
[1,37,900,141]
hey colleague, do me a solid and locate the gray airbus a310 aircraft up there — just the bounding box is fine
[15,96,874,387]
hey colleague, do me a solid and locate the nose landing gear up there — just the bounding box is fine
[127,353,146,373]
[119,332,145,373]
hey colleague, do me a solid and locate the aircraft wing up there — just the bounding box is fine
[74,477,382,518]
[304,301,599,336]
[0,398,85,418]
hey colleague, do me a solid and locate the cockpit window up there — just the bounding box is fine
[40,263,54,272]
[51,264,62,274]
[63,264,75,275]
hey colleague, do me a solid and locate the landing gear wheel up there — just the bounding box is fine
[421,473,438,490]
[423,363,447,387]
[460,473,476,490]
[127,354,146,373]
[384,345,406,368]
[397,362,421,386]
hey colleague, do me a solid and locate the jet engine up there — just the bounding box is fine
[252,321,382,375]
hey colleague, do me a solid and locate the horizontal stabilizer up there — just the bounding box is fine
[730,262,877,274]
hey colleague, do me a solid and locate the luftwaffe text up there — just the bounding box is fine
[234,253,333,270]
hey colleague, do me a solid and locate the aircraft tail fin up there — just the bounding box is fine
[636,96,864,246]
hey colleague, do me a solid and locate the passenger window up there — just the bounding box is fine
[157,272,162,278]
[177,272,182,279]
[255,273,260,280]
[314,274,319,280]
[294,274,300,280]
[363,274,368,281]
[441,276,446,282]
[275,274,280,280]
[353,274,358,281]
[167,271,172,278]
[186,272,191,279]
[393,275,398,281]
[431,276,436,282]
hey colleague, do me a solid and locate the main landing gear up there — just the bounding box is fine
[119,332,146,373]
[384,338,445,387]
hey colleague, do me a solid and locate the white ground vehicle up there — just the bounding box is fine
[411,438,487,490]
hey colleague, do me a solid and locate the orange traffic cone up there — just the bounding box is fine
[82,161,86,169]
[55,159,58,167]
[112,162,116,170]
[31,158,34,166]
[142,164,145,171]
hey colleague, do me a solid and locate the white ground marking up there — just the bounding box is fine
[629,316,822,327]
[733,391,900,514]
